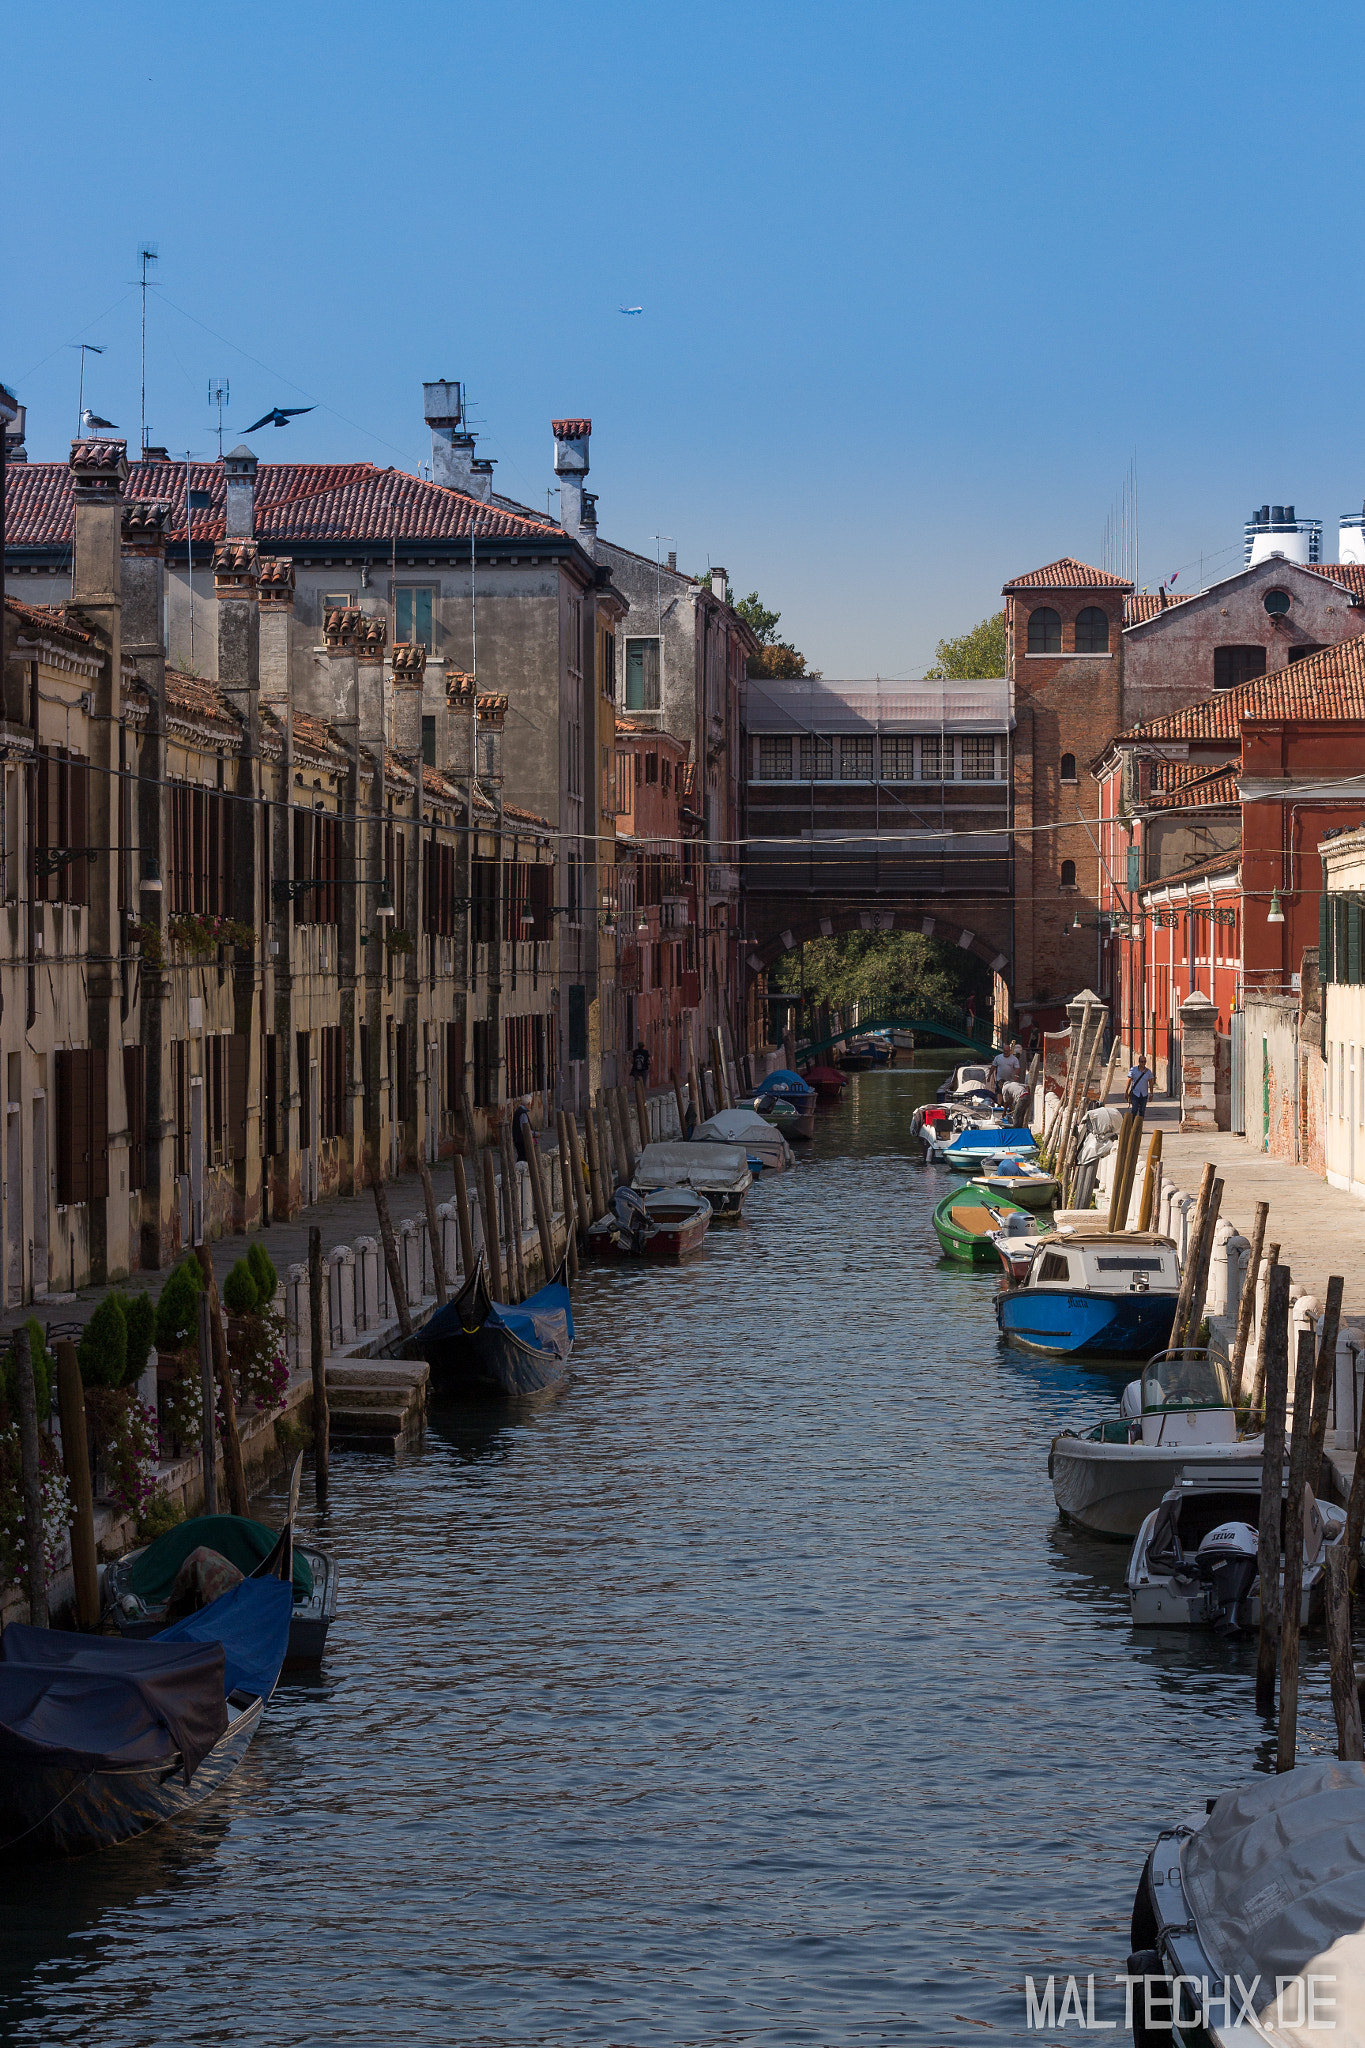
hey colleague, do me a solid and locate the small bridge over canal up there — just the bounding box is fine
[793,1013,998,1060]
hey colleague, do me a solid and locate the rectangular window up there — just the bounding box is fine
[799,734,834,780]
[919,736,943,781]
[758,736,793,780]
[395,587,434,650]
[446,1020,464,1118]
[1214,645,1267,691]
[319,1024,346,1139]
[424,840,458,938]
[421,716,436,768]
[960,735,997,781]
[568,984,588,1063]
[644,752,659,784]
[840,735,873,780]
[124,1045,146,1192]
[879,736,914,781]
[36,749,90,906]
[473,1019,496,1107]
[1127,847,1140,889]
[55,1046,108,1206]
[228,1033,248,1163]
[624,637,661,711]
[263,1033,279,1157]
[293,808,340,926]
[471,859,499,945]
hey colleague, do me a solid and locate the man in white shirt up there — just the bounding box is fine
[1127,1053,1153,1120]
[991,1041,1021,1100]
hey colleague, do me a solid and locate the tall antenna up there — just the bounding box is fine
[208,380,230,459]
[74,343,105,437]
[138,243,158,452]
[1100,454,1139,586]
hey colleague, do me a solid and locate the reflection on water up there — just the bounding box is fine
[0,1060,1351,2045]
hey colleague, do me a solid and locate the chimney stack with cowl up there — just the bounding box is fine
[424,381,476,493]
[224,444,257,539]
[552,418,593,554]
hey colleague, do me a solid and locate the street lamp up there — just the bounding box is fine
[1267,890,1285,924]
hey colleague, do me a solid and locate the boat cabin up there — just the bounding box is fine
[1127,1349,1238,1448]
[1025,1232,1179,1299]
[1145,1468,1322,1574]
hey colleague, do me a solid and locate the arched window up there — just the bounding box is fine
[1074,606,1109,654]
[1060,753,1077,782]
[1028,606,1062,654]
[1060,859,1077,888]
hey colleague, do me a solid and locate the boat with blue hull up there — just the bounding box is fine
[995,1230,1180,1357]
[411,1255,573,1398]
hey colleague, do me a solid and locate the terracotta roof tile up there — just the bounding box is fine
[1306,563,1365,598]
[3,594,95,645]
[1117,635,1365,744]
[164,669,241,735]
[1146,759,1241,809]
[1124,590,1195,625]
[1002,557,1133,593]
[551,419,591,438]
[6,459,563,550]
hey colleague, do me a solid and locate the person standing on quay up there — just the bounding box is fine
[1127,1053,1152,1120]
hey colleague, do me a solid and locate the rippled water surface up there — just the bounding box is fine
[0,1067,1341,2046]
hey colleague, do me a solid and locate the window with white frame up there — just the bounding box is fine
[395,587,434,649]
[799,734,834,780]
[758,736,793,780]
[840,735,873,780]
[960,735,998,781]
[624,638,661,711]
[880,736,915,781]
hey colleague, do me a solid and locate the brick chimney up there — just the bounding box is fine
[323,605,362,732]
[552,418,592,549]
[121,501,173,664]
[258,556,296,711]
[423,382,476,492]
[224,443,257,539]
[214,538,260,749]
[444,669,477,779]
[392,642,426,760]
[357,611,388,757]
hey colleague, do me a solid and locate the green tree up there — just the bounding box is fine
[735,591,781,645]
[925,611,1006,680]
[732,588,820,681]
[770,931,988,1021]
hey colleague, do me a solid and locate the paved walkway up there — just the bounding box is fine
[1132,1098,1365,1317]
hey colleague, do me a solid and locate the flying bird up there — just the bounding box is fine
[241,404,315,433]
[619,305,643,315]
[80,407,118,434]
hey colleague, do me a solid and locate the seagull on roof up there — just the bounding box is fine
[80,408,118,434]
[619,305,643,315]
[241,404,315,433]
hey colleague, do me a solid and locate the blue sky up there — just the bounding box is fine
[7,2,1365,675]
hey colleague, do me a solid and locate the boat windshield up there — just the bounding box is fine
[1141,1351,1234,1412]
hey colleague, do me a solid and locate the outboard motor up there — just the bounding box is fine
[1195,1521,1259,1633]
[1120,1380,1143,1422]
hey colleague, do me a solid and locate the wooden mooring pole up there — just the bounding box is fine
[1278,1326,1317,1771]
[1256,1263,1292,1713]
[198,1290,218,1518]
[54,1340,98,1628]
[1230,1201,1270,1404]
[12,1328,48,1627]
[451,1152,477,1285]
[416,1154,449,1306]
[480,1146,504,1301]
[1323,1540,1364,1761]
[309,1224,329,1500]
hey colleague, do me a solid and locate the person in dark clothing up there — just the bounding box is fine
[511,1103,533,1161]
[1127,1054,1152,1120]
[630,1041,651,1080]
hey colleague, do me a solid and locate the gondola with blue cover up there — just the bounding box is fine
[0,1518,295,1860]
[411,1253,573,1397]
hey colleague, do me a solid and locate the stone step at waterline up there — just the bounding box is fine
[324,1356,428,1447]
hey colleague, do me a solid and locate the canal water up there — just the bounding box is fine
[0,1064,1344,2045]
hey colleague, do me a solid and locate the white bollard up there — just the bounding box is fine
[437,1201,460,1283]
[328,1245,356,1346]
[354,1235,380,1332]
[286,1263,308,1366]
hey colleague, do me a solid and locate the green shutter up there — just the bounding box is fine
[1127,847,1139,889]
[1349,899,1361,986]
[1322,889,1333,979]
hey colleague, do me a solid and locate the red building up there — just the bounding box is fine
[1095,636,1365,1084]
[613,720,702,1087]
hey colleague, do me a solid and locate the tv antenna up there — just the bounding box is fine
[73,343,105,437]
[209,380,230,459]
[138,243,158,452]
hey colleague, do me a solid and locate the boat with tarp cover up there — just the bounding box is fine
[409,1255,573,1398]
[104,1513,338,1666]
[931,1185,1033,1265]
[0,1553,293,1859]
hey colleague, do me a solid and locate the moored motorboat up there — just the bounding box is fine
[633,1140,751,1217]
[997,1230,1180,1360]
[1126,1464,1342,1628]
[935,1060,994,1104]
[803,1064,846,1101]
[588,1185,712,1261]
[410,1255,573,1397]
[988,1210,1049,1283]
[931,1123,1036,1169]
[693,1106,794,1171]
[970,1156,1057,1209]
[0,1556,294,1859]
[104,1513,337,1667]
[932,1184,1033,1264]
[889,1029,916,1051]
[1128,1760,1365,2047]
[745,1069,817,1138]
[1049,1347,1261,1537]
[838,1041,875,1071]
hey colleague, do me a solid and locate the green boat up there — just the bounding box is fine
[932,1184,1034,1264]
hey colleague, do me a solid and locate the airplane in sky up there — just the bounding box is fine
[619,305,643,315]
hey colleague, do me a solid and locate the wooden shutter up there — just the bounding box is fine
[228,1033,248,1163]
[297,1032,311,1144]
[1350,900,1362,987]
[124,1046,145,1191]
[68,758,89,907]
[335,1025,347,1136]
[1322,890,1332,979]
[55,1048,87,1205]
[294,809,308,924]
[396,1023,410,1123]
[446,1020,464,1114]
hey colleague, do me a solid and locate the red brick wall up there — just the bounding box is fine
[1008,581,1127,1027]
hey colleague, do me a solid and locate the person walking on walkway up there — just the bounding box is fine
[1127,1053,1152,1120]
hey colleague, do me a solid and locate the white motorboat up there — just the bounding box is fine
[633,1140,751,1218]
[971,1156,1058,1209]
[1130,1760,1365,2046]
[1126,1464,1343,1629]
[1048,1348,1264,1537]
[692,1107,794,1172]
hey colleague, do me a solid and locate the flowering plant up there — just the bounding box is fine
[230,1308,290,1415]
[134,920,166,968]
[167,912,256,956]
[0,1419,72,1591]
[384,927,415,955]
[85,1386,161,1514]
[158,1351,206,1452]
